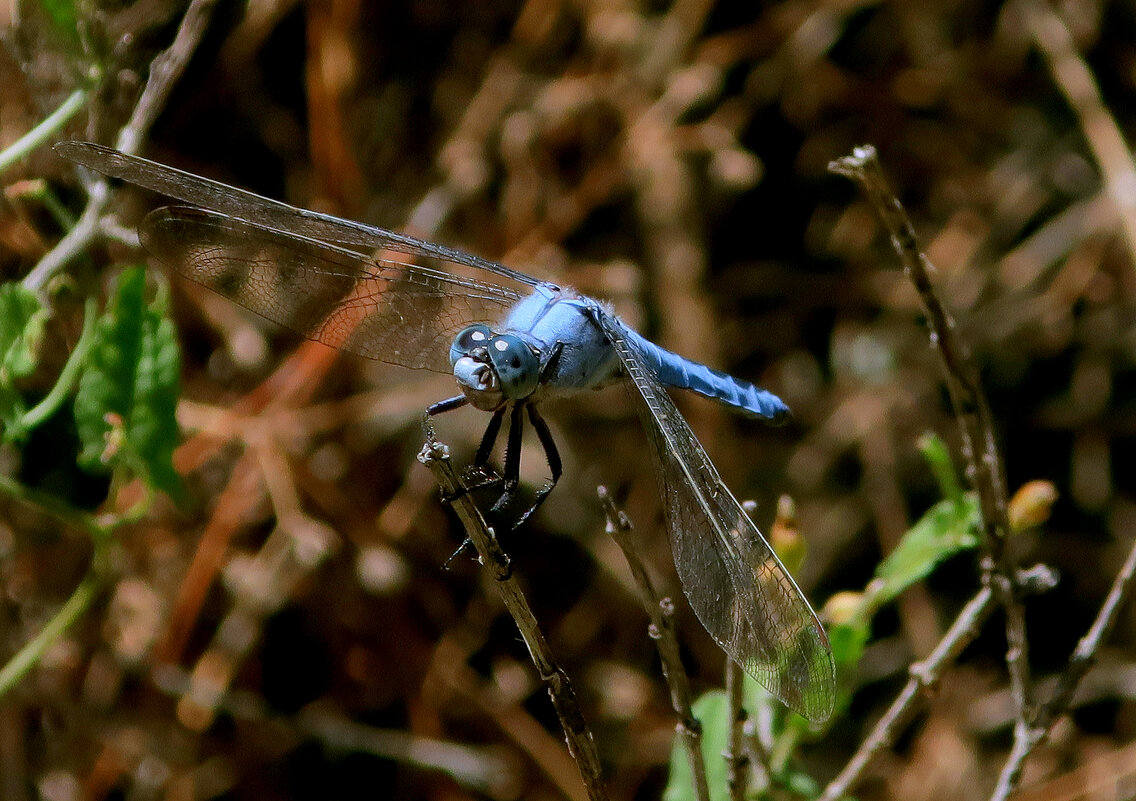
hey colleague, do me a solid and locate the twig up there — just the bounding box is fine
[422,636,595,801]
[0,88,88,175]
[0,471,120,698]
[418,435,608,801]
[25,0,222,292]
[149,666,521,798]
[723,660,749,801]
[597,486,710,801]
[113,0,223,156]
[819,586,998,801]
[0,569,103,698]
[827,147,1012,559]
[297,703,522,799]
[829,146,1034,728]
[989,534,1136,800]
[1017,0,1136,270]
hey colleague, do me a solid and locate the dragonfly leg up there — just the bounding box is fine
[462,405,507,490]
[439,406,508,510]
[426,395,469,416]
[422,395,469,453]
[488,403,526,523]
[426,393,503,565]
[473,343,565,530]
[509,404,561,529]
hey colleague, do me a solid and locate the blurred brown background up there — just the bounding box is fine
[2,0,1135,799]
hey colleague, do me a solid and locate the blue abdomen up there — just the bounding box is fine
[622,328,789,421]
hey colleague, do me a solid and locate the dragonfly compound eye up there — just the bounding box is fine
[449,324,494,366]
[487,335,539,399]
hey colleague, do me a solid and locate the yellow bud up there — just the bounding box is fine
[823,591,866,626]
[769,494,805,573]
[1008,480,1058,532]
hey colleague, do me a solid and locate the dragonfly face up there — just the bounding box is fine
[448,324,540,410]
[55,140,837,723]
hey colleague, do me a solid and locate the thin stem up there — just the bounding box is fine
[0,473,104,541]
[0,89,88,175]
[26,0,222,292]
[419,433,608,801]
[989,534,1136,800]
[724,660,748,801]
[819,586,998,801]
[598,486,710,801]
[828,147,1012,561]
[23,182,109,292]
[829,144,1034,741]
[6,179,78,229]
[19,297,97,432]
[0,568,102,698]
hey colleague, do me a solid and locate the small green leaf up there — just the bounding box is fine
[918,432,962,504]
[0,382,28,439]
[873,494,981,604]
[41,0,78,35]
[665,679,801,801]
[663,691,731,801]
[75,267,182,499]
[825,599,872,675]
[0,283,48,439]
[19,0,80,48]
[0,283,47,380]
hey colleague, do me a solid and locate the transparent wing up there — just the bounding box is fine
[593,310,835,723]
[142,207,523,374]
[56,141,545,290]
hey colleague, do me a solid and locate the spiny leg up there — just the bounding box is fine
[426,394,469,417]
[426,394,493,500]
[426,394,497,566]
[423,394,467,449]
[470,343,566,529]
[461,405,508,492]
[508,404,562,530]
[444,403,525,572]
[489,402,527,522]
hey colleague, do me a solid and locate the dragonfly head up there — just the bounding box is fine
[450,325,540,410]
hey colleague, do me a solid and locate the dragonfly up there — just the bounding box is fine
[56,140,836,723]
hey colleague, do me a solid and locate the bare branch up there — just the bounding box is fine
[829,145,1035,732]
[819,586,998,801]
[1017,0,1136,270]
[26,0,222,292]
[419,435,608,801]
[597,486,710,801]
[724,659,750,801]
[990,535,1136,800]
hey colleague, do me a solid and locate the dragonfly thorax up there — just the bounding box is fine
[450,324,540,410]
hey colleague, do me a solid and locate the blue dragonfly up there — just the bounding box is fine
[56,141,835,723]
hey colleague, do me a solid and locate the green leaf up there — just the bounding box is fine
[0,382,28,439]
[918,432,962,504]
[0,283,47,380]
[828,614,871,676]
[873,493,981,605]
[18,0,80,48]
[0,283,48,439]
[663,690,732,801]
[665,679,811,801]
[40,0,78,37]
[74,267,182,499]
